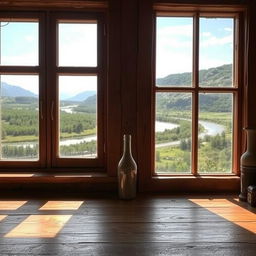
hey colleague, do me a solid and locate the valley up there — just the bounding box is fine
[0,64,234,173]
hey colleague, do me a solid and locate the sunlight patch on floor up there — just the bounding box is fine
[5,215,72,238]
[0,201,27,210]
[189,198,256,233]
[40,201,84,210]
[0,215,7,222]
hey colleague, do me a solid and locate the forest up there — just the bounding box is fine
[0,64,234,173]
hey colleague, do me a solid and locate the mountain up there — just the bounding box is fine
[156,93,232,112]
[66,91,96,102]
[156,64,233,112]
[75,95,97,113]
[157,64,232,87]
[1,82,37,98]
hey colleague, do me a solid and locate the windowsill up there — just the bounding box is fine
[146,174,240,193]
[152,174,240,179]
[0,171,115,182]
[0,171,117,194]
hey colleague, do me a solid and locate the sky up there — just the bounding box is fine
[0,21,97,97]
[156,17,234,78]
[0,17,234,93]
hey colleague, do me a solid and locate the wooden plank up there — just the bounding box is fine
[106,0,122,176]
[137,0,154,191]
[0,242,256,256]
[0,196,255,254]
[120,0,138,156]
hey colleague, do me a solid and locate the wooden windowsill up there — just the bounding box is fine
[152,175,240,179]
[0,171,114,181]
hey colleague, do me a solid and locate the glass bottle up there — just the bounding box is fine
[118,134,137,199]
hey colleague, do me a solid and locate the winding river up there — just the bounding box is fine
[3,119,225,149]
[155,120,225,148]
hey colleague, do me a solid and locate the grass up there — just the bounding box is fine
[60,128,96,139]
[3,135,38,143]
[2,128,97,143]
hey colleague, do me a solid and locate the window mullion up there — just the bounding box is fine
[192,13,199,175]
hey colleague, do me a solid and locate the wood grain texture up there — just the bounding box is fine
[0,195,255,255]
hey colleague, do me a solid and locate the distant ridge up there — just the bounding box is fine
[1,82,37,98]
[157,64,232,87]
[66,91,96,102]
[156,64,233,112]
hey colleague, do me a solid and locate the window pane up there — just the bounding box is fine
[156,17,193,87]
[155,92,192,173]
[58,22,97,67]
[0,21,38,66]
[58,75,97,158]
[198,93,233,173]
[199,17,234,87]
[0,75,39,160]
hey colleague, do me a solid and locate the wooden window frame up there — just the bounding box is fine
[48,12,106,168]
[0,10,107,170]
[0,11,46,168]
[153,11,243,176]
[137,1,246,192]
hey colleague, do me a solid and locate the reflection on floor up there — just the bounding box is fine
[0,195,255,255]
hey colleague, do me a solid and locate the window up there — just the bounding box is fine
[155,12,240,175]
[0,12,105,168]
[0,14,42,167]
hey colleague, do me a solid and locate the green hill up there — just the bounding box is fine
[157,64,232,87]
[156,64,233,112]
[74,94,97,113]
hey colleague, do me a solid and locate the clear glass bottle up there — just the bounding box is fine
[118,134,137,199]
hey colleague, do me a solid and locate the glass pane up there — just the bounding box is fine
[198,93,233,173]
[0,21,38,66]
[0,75,39,160]
[199,17,234,87]
[156,17,193,87]
[58,22,97,67]
[58,75,97,158]
[155,92,192,173]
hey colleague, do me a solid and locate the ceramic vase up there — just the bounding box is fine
[239,128,256,201]
[118,134,137,199]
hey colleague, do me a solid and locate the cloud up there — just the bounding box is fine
[158,24,193,38]
[1,23,98,94]
[201,32,211,37]
[1,52,38,66]
[58,24,97,66]
[156,24,193,78]
[24,35,35,42]
[224,27,233,32]
[200,34,233,47]
[156,51,193,78]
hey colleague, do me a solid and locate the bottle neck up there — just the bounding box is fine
[247,130,256,152]
[123,135,132,156]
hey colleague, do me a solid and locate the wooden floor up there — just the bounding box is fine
[0,194,255,255]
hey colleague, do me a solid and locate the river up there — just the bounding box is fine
[2,119,225,149]
[155,119,225,148]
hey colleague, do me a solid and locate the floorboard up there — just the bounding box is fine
[0,194,255,255]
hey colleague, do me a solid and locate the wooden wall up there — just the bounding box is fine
[0,0,256,193]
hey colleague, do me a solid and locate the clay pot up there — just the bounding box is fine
[239,128,256,201]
